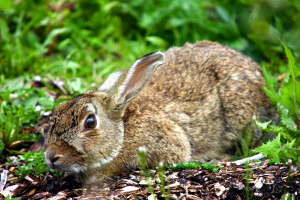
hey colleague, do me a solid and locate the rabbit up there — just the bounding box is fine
[43,41,277,183]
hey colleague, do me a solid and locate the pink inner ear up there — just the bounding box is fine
[120,61,152,101]
[116,51,165,103]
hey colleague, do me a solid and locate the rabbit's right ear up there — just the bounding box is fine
[102,52,165,117]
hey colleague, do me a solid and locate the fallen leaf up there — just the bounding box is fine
[165,181,180,189]
[120,186,140,193]
[214,182,226,197]
[0,184,21,198]
[27,188,37,196]
[254,177,265,189]
[0,170,8,192]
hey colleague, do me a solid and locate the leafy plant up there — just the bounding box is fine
[254,41,300,165]
[1,0,299,80]
[236,118,258,159]
[15,150,48,176]
[15,150,63,178]
[0,87,25,150]
[168,161,223,172]
[253,133,300,165]
[168,161,202,170]
[4,195,19,200]
[0,76,54,153]
[0,99,23,147]
[202,162,223,173]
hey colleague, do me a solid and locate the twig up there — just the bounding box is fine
[234,153,265,165]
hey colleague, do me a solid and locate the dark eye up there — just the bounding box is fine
[85,114,97,129]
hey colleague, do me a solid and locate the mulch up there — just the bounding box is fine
[0,158,299,200]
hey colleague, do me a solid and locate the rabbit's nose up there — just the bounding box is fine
[45,150,60,169]
[49,155,60,164]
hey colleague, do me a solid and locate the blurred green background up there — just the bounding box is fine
[0,0,299,83]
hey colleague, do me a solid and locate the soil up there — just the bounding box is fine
[0,159,299,200]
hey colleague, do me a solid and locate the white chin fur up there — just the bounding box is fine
[93,157,113,168]
[68,164,86,174]
[71,166,81,173]
[92,145,121,169]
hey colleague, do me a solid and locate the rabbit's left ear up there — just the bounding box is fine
[107,52,165,113]
[98,71,124,92]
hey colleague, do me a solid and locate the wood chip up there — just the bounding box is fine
[120,186,140,193]
[25,176,39,185]
[148,194,156,200]
[8,167,15,173]
[48,191,66,200]
[214,182,226,196]
[165,181,180,189]
[254,177,265,189]
[0,184,21,198]
[0,156,299,199]
[31,192,50,200]
[139,178,155,185]
[123,179,138,185]
[0,170,8,192]
[27,188,37,196]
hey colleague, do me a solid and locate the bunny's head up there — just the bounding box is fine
[43,52,165,175]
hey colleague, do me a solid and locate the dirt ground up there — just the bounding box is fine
[0,158,299,200]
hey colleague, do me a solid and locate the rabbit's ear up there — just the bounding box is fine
[98,71,124,92]
[108,52,165,112]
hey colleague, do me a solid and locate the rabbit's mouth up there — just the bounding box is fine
[44,142,88,174]
[53,162,86,174]
[44,153,88,174]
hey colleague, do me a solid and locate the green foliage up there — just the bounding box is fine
[262,41,300,119]
[237,119,258,159]
[0,85,23,148]
[279,41,300,120]
[202,162,223,173]
[4,195,18,200]
[0,0,299,132]
[158,163,170,200]
[253,133,300,165]
[168,161,202,170]
[15,150,48,176]
[0,76,54,152]
[254,42,300,165]
[137,147,156,196]
[168,161,223,172]
[0,141,4,153]
[244,162,253,200]
[0,0,299,80]
[15,150,63,178]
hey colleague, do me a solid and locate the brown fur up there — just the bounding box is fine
[43,41,277,183]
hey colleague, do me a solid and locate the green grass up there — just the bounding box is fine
[168,161,223,172]
[1,0,299,79]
